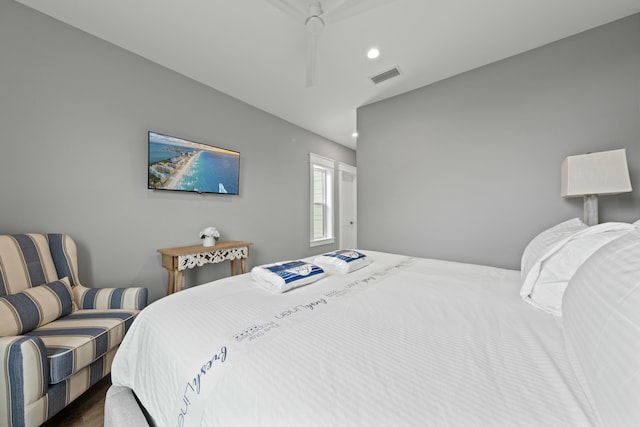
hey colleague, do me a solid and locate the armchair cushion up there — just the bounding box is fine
[27,309,138,384]
[0,277,74,336]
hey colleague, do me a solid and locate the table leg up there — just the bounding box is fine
[230,259,237,276]
[174,270,184,292]
[166,269,175,295]
[240,258,247,274]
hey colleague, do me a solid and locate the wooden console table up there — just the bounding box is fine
[158,241,253,295]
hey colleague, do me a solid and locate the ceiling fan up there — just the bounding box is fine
[263,0,397,87]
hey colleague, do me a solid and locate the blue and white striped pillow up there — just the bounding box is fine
[0,277,74,336]
[252,261,326,293]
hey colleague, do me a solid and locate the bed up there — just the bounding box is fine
[107,219,640,426]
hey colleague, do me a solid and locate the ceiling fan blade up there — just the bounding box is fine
[263,0,307,19]
[304,11,324,88]
[306,34,320,87]
[325,0,399,23]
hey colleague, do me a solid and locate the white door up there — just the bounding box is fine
[338,163,357,249]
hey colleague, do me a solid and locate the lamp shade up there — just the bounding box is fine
[561,149,632,197]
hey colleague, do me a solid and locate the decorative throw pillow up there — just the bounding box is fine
[0,277,74,336]
[520,222,633,315]
[314,250,371,274]
[252,261,326,293]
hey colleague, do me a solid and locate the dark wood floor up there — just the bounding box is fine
[42,375,111,427]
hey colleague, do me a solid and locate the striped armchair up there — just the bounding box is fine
[0,234,147,427]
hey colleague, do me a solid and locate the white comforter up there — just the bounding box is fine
[111,251,597,426]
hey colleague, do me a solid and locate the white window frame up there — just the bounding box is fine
[309,153,335,247]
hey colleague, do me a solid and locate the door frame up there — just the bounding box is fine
[338,162,357,249]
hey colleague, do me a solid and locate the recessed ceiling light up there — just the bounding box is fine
[352,132,359,138]
[367,48,380,60]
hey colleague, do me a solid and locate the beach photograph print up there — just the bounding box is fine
[148,131,240,195]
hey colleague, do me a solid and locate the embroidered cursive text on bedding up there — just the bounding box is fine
[176,346,228,427]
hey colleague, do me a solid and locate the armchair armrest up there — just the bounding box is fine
[0,336,48,427]
[73,284,148,310]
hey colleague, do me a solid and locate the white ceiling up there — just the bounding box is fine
[16,0,640,149]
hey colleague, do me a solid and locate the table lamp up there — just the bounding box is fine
[561,149,632,226]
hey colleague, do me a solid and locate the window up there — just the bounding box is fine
[309,153,335,247]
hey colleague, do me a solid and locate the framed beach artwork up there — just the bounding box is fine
[147,131,240,195]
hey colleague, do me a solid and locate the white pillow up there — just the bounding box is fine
[313,250,371,274]
[520,218,587,281]
[251,260,326,293]
[562,228,640,426]
[520,222,633,315]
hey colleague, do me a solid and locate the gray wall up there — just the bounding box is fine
[0,2,355,302]
[357,14,640,270]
